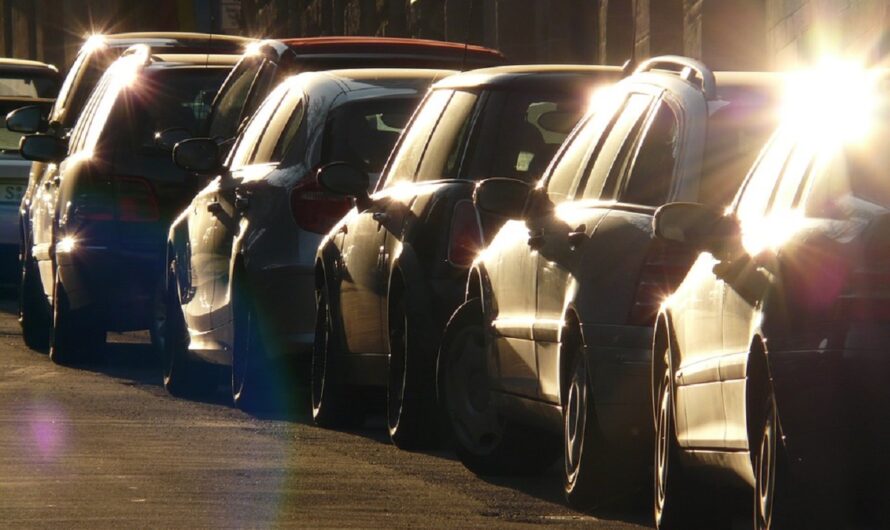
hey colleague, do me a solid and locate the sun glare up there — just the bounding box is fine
[782,57,880,145]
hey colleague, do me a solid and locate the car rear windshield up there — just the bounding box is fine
[109,68,231,150]
[458,90,586,183]
[321,97,419,179]
[699,89,779,208]
[0,71,58,98]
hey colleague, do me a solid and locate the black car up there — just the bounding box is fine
[20,46,239,365]
[313,65,621,449]
[13,32,251,350]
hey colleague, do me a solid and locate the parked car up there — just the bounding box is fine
[651,68,890,529]
[19,46,239,365]
[203,36,506,151]
[437,57,782,507]
[0,58,59,279]
[13,31,251,349]
[164,68,451,410]
[313,64,621,448]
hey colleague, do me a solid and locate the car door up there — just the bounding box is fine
[532,90,657,403]
[720,131,812,450]
[180,180,220,334]
[338,89,453,355]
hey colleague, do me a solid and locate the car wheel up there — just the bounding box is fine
[48,272,104,366]
[162,262,217,398]
[754,392,796,530]
[312,285,361,427]
[149,272,166,355]
[231,279,276,412]
[440,298,558,476]
[387,294,439,450]
[19,254,50,351]
[562,349,626,508]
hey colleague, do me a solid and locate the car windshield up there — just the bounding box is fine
[0,71,58,98]
[321,97,419,178]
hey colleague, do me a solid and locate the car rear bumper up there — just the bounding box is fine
[582,323,653,452]
[56,246,162,331]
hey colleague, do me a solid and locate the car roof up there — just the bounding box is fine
[90,32,252,53]
[432,64,623,91]
[147,54,242,68]
[253,36,506,66]
[313,68,455,91]
[0,57,58,73]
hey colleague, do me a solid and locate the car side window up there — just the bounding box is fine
[618,100,680,206]
[414,90,478,182]
[734,130,795,224]
[768,141,816,215]
[251,91,303,165]
[581,92,654,200]
[227,84,289,170]
[207,57,263,140]
[381,89,452,189]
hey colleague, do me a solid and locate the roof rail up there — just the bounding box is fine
[634,55,716,100]
[121,44,152,66]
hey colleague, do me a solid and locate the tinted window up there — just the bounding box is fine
[252,92,303,165]
[464,91,586,183]
[321,97,418,177]
[620,101,680,206]
[0,72,57,98]
[228,84,289,170]
[415,90,478,182]
[735,131,795,224]
[582,93,654,199]
[207,57,263,139]
[382,89,452,188]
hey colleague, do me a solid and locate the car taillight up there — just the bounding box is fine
[116,176,159,223]
[628,241,695,326]
[72,193,114,222]
[290,177,352,234]
[447,199,483,268]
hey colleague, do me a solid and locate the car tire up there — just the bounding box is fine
[563,349,627,509]
[312,284,362,427]
[387,294,439,450]
[439,298,558,476]
[48,272,104,366]
[754,392,797,530]
[162,263,217,398]
[149,272,166,355]
[19,254,50,351]
[231,279,277,412]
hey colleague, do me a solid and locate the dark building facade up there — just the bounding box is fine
[5,1,890,71]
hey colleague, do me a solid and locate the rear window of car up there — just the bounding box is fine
[321,97,419,179]
[0,71,57,98]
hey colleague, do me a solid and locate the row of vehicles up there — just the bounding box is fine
[9,30,886,529]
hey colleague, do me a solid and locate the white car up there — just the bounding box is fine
[164,68,452,410]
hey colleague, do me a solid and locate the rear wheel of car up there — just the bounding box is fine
[312,285,361,427]
[19,254,50,351]
[387,294,439,450]
[440,298,558,476]
[563,349,626,508]
[231,279,276,412]
[162,262,217,398]
[48,272,104,366]
[754,392,796,530]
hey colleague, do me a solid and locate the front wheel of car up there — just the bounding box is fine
[312,285,362,427]
[162,263,217,398]
[754,392,797,530]
[48,272,104,366]
[387,294,439,450]
[440,298,558,476]
[19,254,50,351]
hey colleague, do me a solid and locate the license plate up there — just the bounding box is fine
[0,181,24,204]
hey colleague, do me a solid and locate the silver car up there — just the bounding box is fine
[0,58,59,279]
[164,68,453,410]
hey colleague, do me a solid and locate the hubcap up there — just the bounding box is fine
[757,402,777,529]
[564,358,587,484]
[445,324,502,454]
[655,369,671,515]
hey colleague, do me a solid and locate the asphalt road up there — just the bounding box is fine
[0,296,653,529]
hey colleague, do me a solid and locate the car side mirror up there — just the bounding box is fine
[173,138,221,174]
[474,178,532,219]
[654,202,740,257]
[317,162,371,209]
[155,127,191,151]
[6,105,46,134]
[20,134,66,163]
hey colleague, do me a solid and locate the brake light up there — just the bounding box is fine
[448,199,483,267]
[628,241,695,325]
[290,176,352,234]
[116,177,159,222]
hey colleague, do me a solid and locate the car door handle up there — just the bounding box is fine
[568,225,588,249]
[207,201,223,214]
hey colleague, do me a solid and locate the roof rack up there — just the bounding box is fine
[120,44,152,66]
[634,55,716,100]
